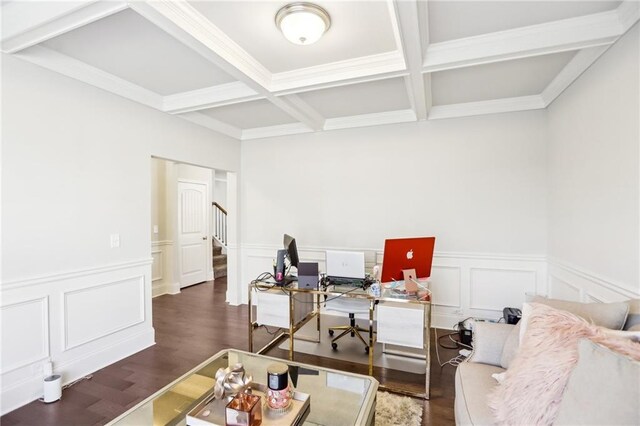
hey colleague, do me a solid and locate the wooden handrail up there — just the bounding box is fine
[212,202,227,215]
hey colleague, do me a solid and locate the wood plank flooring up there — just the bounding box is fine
[2,278,458,425]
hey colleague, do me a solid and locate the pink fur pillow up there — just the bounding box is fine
[488,303,640,425]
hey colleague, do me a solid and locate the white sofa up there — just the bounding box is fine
[454,298,640,425]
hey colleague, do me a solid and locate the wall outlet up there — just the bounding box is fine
[153,225,159,234]
[110,233,120,248]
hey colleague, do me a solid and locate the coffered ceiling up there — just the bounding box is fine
[2,1,638,140]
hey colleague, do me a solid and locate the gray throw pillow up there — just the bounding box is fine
[530,296,629,330]
[500,322,520,369]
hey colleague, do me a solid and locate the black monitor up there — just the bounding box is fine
[283,234,299,268]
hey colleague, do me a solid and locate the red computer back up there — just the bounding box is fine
[380,237,436,283]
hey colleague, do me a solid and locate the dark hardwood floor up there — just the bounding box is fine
[2,278,458,425]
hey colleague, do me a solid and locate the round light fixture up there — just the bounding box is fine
[275,2,331,45]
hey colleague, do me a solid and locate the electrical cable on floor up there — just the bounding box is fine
[434,329,469,368]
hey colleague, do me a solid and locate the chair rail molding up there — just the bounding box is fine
[0,259,155,415]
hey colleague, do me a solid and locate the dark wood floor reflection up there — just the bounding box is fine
[2,278,457,425]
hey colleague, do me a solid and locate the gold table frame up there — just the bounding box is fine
[248,281,431,399]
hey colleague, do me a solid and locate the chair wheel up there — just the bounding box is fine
[332,342,338,350]
[365,346,369,354]
[328,329,334,336]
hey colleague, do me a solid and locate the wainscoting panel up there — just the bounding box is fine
[470,268,537,311]
[548,259,639,303]
[0,259,154,415]
[0,297,49,374]
[63,276,145,350]
[151,240,173,297]
[151,251,163,282]
[548,274,581,301]
[430,266,461,308]
[239,244,546,329]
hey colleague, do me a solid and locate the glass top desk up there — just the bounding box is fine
[107,349,377,426]
[248,281,431,399]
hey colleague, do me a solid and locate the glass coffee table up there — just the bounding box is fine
[108,349,378,426]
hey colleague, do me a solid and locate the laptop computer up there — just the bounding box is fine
[325,250,366,281]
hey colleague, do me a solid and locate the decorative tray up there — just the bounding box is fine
[186,383,310,426]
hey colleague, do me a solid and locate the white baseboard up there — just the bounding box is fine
[1,327,154,415]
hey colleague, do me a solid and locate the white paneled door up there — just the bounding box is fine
[178,181,208,288]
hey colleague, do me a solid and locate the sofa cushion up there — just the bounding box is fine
[624,299,640,330]
[499,322,520,369]
[530,295,629,330]
[555,339,640,425]
[489,303,640,425]
[455,362,504,426]
[469,322,513,367]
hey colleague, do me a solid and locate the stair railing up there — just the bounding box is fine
[212,202,227,246]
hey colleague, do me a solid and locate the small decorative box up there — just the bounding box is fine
[225,393,262,426]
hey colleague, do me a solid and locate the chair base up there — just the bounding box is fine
[328,313,369,353]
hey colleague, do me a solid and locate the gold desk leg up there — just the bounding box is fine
[424,302,431,400]
[368,300,375,376]
[248,284,253,353]
[288,289,294,361]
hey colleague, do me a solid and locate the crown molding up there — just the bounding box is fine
[428,96,545,120]
[423,8,622,73]
[541,45,610,107]
[15,45,163,110]
[323,109,416,131]
[177,111,242,140]
[241,123,314,141]
[1,1,127,53]
[163,82,262,114]
[270,51,406,93]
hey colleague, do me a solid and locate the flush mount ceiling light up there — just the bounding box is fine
[275,2,331,45]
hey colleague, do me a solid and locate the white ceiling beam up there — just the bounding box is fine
[324,109,416,131]
[270,95,325,132]
[177,112,243,140]
[423,8,624,73]
[129,0,271,90]
[429,96,546,120]
[541,46,610,107]
[14,45,163,110]
[393,0,428,120]
[241,123,314,141]
[1,1,127,53]
[164,83,262,114]
[617,0,640,33]
[270,51,406,93]
[131,0,324,132]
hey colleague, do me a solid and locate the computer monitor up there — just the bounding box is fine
[283,234,299,268]
[380,237,436,283]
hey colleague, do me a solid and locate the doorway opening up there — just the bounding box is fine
[150,157,230,296]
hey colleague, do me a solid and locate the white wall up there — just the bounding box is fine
[0,54,240,413]
[547,24,640,301]
[240,112,549,325]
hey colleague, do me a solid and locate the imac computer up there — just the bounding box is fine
[380,237,436,284]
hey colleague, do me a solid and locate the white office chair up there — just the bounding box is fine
[325,297,371,353]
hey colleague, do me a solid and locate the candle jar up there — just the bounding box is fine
[225,393,262,426]
[266,363,292,411]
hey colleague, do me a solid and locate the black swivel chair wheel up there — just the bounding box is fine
[364,346,369,354]
[332,342,338,350]
[328,329,334,337]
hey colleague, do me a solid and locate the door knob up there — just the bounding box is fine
[202,236,208,240]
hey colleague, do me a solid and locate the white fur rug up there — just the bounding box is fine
[375,391,423,426]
